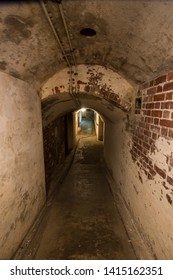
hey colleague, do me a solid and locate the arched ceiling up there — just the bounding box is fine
[41,64,134,125]
[1,0,173,85]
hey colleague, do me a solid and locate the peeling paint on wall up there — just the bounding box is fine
[103,70,173,259]
[41,65,135,112]
[130,71,173,192]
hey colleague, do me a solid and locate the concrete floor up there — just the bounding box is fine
[17,118,136,260]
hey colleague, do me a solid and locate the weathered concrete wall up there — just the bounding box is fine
[104,71,173,259]
[2,1,173,86]
[43,116,65,192]
[0,72,45,259]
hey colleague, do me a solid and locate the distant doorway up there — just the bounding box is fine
[78,108,95,135]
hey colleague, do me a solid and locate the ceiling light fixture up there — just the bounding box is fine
[81,108,86,112]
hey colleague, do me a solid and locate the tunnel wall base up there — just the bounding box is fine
[0,72,46,259]
[104,164,154,259]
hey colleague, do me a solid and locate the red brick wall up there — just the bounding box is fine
[43,116,65,191]
[131,71,173,193]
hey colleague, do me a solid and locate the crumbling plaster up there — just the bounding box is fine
[41,65,133,101]
[41,64,135,125]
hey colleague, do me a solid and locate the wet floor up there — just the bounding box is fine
[19,118,136,260]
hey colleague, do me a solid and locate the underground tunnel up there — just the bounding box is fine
[0,0,173,260]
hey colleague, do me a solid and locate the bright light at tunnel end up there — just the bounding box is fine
[81,108,86,112]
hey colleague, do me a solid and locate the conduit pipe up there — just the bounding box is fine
[40,0,80,107]
[58,3,79,97]
[40,0,71,69]
[40,0,76,101]
[58,3,78,75]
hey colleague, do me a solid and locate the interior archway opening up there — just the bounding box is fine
[42,101,107,197]
[75,108,105,142]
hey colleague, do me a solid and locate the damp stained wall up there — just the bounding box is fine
[2,1,173,86]
[104,71,173,259]
[0,72,45,259]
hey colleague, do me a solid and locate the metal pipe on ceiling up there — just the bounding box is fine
[40,0,71,70]
[40,0,71,99]
[58,3,78,74]
[40,0,80,107]
[58,2,79,97]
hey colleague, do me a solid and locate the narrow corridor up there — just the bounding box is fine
[17,119,136,260]
[1,0,173,260]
